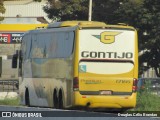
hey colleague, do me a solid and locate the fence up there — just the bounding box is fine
[0,80,19,92]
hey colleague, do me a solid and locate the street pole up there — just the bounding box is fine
[88,0,92,21]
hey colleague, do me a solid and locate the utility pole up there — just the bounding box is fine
[88,0,92,21]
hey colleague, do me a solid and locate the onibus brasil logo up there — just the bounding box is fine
[93,32,121,44]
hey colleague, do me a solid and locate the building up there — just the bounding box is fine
[0,0,50,23]
[0,0,49,79]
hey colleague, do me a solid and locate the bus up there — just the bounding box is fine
[0,24,47,79]
[0,24,47,44]
[12,21,138,110]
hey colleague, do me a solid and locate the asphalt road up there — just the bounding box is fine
[0,105,116,117]
[0,105,157,120]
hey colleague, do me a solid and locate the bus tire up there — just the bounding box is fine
[58,89,64,109]
[25,88,30,106]
[53,89,58,109]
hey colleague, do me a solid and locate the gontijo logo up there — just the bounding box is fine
[93,32,121,44]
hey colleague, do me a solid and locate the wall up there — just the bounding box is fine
[0,44,20,78]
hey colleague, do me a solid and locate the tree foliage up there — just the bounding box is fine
[0,0,5,21]
[138,0,160,77]
[43,0,124,21]
[43,0,89,21]
[92,0,122,23]
[43,0,160,77]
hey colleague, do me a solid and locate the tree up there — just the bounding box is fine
[43,0,89,21]
[0,0,5,21]
[43,0,160,77]
[114,0,160,77]
[92,0,122,23]
[137,0,160,77]
[43,0,123,22]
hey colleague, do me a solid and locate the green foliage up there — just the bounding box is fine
[43,0,89,21]
[0,0,5,21]
[43,0,123,21]
[92,0,122,23]
[0,98,20,106]
[43,0,160,76]
[137,0,160,76]
[134,89,160,111]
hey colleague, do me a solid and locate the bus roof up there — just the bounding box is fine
[47,21,135,30]
[48,21,106,28]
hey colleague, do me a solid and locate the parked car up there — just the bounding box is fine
[138,78,160,96]
[137,78,145,91]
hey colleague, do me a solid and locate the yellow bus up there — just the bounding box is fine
[12,21,138,110]
[0,24,47,79]
[0,24,47,44]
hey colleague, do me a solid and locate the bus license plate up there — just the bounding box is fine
[100,91,112,95]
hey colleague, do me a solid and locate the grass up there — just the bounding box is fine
[0,98,20,106]
[1,92,159,111]
[130,81,160,111]
[134,91,160,111]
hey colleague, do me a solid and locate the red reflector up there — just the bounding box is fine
[132,78,138,92]
[133,78,138,86]
[73,77,79,90]
[82,96,86,98]
[132,86,137,91]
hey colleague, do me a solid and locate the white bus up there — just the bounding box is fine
[12,21,138,110]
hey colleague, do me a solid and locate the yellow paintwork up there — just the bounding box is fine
[0,24,48,31]
[73,91,136,108]
[19,21,138,109]
[52,21,135,30]
[100,31,121,44]
[72,21,138,108]
[73,28,80,78]
[59,21,106,27]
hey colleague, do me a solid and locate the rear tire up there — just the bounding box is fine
[53,90,58,109]
[25,89,30,106]
[58,90,63,109]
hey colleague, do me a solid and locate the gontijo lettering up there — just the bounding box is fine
[81,51,133,59]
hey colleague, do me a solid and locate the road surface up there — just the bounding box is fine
[0,105,156,120]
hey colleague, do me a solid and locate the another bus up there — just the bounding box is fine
[0,24,47,78]
[12,21,138,110]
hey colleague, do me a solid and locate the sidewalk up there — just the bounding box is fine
[0,78,18,81]
[0,77,19,100]
[0,92,18,100]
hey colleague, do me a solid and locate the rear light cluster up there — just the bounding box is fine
[132,78,138,92]
[73,77,79,91]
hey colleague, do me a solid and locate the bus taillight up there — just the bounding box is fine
[132,78,138,92]
[73,77,79,91]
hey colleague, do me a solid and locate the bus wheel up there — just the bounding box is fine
[25,89,30,106]
[53,90,58,109]
[58,90,63,109]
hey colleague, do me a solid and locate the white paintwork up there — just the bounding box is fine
[79,29,135,74]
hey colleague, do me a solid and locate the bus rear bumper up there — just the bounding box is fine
[73,91,136,108]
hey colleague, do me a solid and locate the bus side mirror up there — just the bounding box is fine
[19,50,22,69]
[12,53,18,68]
